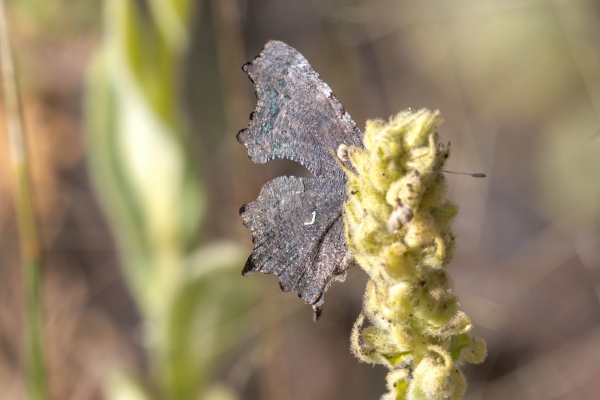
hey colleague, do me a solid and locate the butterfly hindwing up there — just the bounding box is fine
[241,176,353,310]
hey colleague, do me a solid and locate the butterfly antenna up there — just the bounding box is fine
[442,170,486,178]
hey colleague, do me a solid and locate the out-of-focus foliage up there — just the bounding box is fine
[535,4,600,222]
[85,0,255,399]
[8,0,101,34]
[538,109,600,220]
[0,1,46,399]
[87,0,203,316]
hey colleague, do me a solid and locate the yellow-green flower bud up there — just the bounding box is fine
[344,109,486,399]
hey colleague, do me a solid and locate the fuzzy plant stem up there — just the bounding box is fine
[0,1,47,399]
[343,109,486,400]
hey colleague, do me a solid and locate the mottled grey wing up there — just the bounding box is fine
[237,40,363,176]
[241,176,353,311]
[238,41,363,314]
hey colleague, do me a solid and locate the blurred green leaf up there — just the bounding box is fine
[87,0,206,318]
[86,1,255,399]
[86,48,158,312]
[106,371,153,400]
[165,241,254,399]
[148,0,195,50]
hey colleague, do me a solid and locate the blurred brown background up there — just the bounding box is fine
[2,0,600,399]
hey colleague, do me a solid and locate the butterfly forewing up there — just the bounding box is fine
[237,41,362,176]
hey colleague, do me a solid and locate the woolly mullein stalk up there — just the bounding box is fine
[343,109,486,400]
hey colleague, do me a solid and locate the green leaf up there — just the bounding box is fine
[163,242,256,399]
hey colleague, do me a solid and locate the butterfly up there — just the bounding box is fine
[238,41,363,318]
